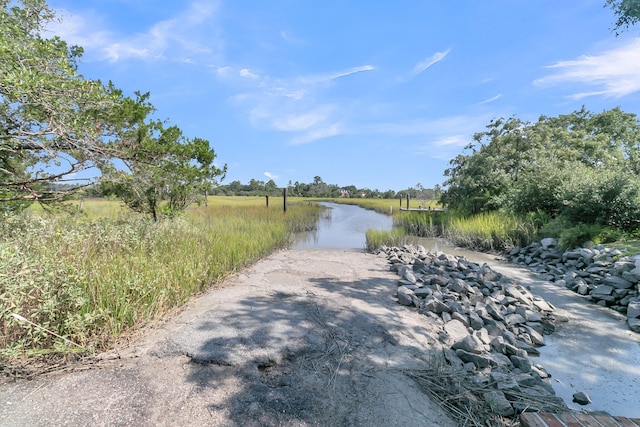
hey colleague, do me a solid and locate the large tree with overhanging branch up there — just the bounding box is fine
[0,0,226,217]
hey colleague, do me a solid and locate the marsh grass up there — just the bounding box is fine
[443,211,538,252]
[0,201,321,360]
[365,228,415,252]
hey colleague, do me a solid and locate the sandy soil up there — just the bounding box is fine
[0,249,458,427]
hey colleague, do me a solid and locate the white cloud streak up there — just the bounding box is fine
[399,49,451,82]
[477,94,503,105]
[534,38,640,99]
[299,65,375,84]
[49,2,220,63]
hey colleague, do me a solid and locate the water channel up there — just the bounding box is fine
[292,202,640,417]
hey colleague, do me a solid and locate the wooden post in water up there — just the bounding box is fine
[406,195,410,210]
[266,195,269,208]
[399,196,402,208]
[283,188,287,212]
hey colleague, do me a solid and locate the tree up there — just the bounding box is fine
[265,179,278,194]
[606,0,640,34]
[104,106,226,221]
[441,107,640,231]
[0,0,130,208]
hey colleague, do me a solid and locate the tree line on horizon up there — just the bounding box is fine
[210,175,443,201]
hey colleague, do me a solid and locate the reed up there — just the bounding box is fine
[442,211,537,252]
[365,228,415,252]
[0,203,321,358]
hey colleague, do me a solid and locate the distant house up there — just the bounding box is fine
[339,189,350,198]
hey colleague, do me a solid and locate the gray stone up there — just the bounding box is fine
[423,297,450,314]
[468,311,484,330]
[402,269,418,284]
[450,312,468,327]
[510,355,532,373]
[604,275,634,289]
[413,287,433,298]
[474,328,491,345]
[504,313,526,326]
[452,335,485,354]
[490,336,506,354]
[577,282,590,295]
[521,325,545,346]
[627,301,640,319]
[532,298,554,312]
[485,302,505,322]
[443,319,470,343]
[628,317,640,333]
[591,285,614,296]
[483,390,514,416]
[455,349,492,369]
[442,348,464,369]
[572,391,592,405]
[396,286,415,306]
[626,267,640,281]
[541,237,557,249]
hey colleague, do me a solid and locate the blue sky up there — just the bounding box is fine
[46,0,640,191]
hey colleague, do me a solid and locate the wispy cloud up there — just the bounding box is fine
[221,64,376,144]
[264,171,279,180]
[363,113,494,159]
[299,65,375,84]
[399,49,451,82]
[534,38,640,99]
[49,2,221,63]
[292,123,343,145]
[280,30,305,45]
[477,94,503,105]
[272,110,332,132]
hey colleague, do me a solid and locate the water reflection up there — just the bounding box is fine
[291,202,393,250]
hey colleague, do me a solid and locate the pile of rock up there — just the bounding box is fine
[379,244,568,416]
[507,238,640,333]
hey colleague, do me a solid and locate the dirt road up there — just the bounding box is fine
[0,249,457,427]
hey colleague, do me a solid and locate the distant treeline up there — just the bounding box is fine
[209,176,443,200]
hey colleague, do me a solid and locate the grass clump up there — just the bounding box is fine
[442,211,538,252]
[365,228,414,252]
[0,202,320,363]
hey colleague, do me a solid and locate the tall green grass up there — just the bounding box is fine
[393,211,445,237]
[365,228,415,252]
[442,211,538,252]
[0,203,320,358]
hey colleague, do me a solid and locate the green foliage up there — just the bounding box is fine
[441,107,640,236]
[559,168,640,232]
[443,211,538,252]
[394,211,441,237]
[1,2,226,218]
[0,204,320,358]
[0,1,127,205]
[605,0,640,34]
[539,217,625,249]
[103,108,227,220]
[365,228,413,252]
